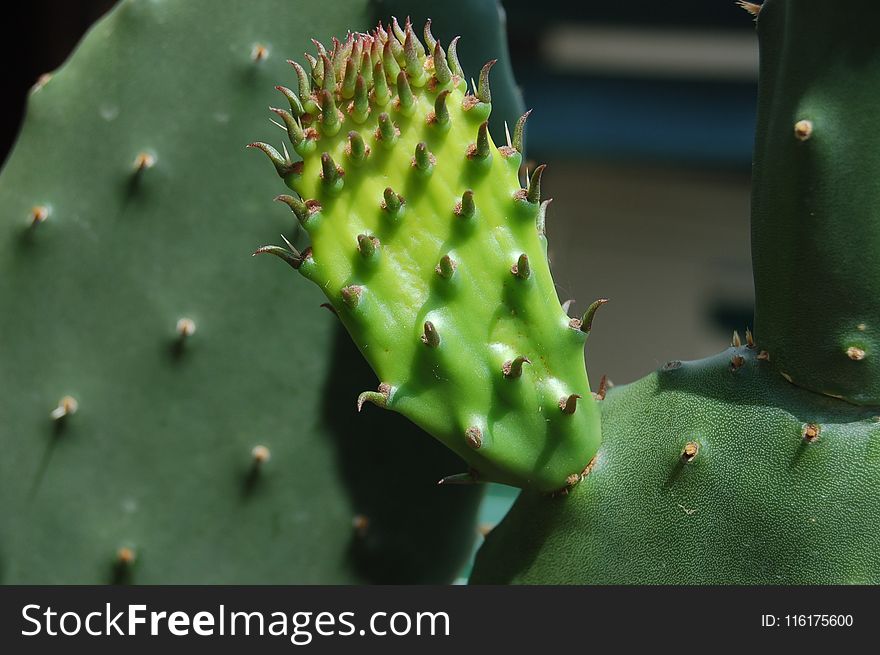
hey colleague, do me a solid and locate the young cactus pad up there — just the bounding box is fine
[252,20,602,493]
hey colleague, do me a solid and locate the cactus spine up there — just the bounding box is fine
[252,21,602,493]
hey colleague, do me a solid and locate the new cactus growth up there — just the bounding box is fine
[252,19,602,494]
[258,0,880,584]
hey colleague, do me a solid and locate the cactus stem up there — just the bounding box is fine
[340,285,363,310]
[592,375,608,401]
[412,142,435,173]
[421,321,440,347]
[476,59,496,103]
[436,254,457,279]
[251,444,271,465]
[502,356,531,379]
[681,441,699,463]
[50,395,78,421]
[570,298,609,334]
[357,233,380,258]
[801,423,821,443]
[465,426,483,450]
[558,394,581,415]
[794,119,813,141]
[511,253,531,279]
[455,190,476,218]
[732,330,742,348]
[29,205,49,227]
[176,317,196,340]
[467,122,491,160]
[846,346,867,361]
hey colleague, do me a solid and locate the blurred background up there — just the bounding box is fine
[1,0,757,386]
[1,0,758,580]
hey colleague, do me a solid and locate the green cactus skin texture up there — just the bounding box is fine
[0,0,507,584]
[471,0,880,584]
[472,346,880,583]
[750,0,880,405]
[252,20,601,494]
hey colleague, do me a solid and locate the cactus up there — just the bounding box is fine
[0,0,529,583]
[251,18,601,494]
[261,0,880,584]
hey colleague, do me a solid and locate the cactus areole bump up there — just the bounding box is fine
[252,19,602,493]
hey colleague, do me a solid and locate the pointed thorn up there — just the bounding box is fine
[731,330,742,348]
[357,384,391,412]
[435,254,456,279]
[592,375,608,401]
[525,164,546,203]
[413,142,434,172]
[574,298,609,334]
[468,121,491,160]
[357,233,379,258]
[253,237,304,270]
[512,110,532,153]
[502,356,531,379]
[511,253,531,279]
[382,186,404,214]
[421,321,440,347]
[736,1,762,18]
[438,471,477,486]
[455,190,475,218]
[559,394,582,415]
[50,395,78,421]
[745,328,755,348]
[447,36,464,77]
[477,59,496,103]
[561,299,575,315]
[319,302,338,316]
[320,152,344,187]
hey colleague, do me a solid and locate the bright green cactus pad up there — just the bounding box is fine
[0,0,515,583]
[471,343,880,583]
[252,19,601,493]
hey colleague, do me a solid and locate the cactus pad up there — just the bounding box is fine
[252,20,601,493]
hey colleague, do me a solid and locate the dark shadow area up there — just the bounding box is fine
[322,325,483,583]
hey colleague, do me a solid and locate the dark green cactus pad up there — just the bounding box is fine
[472,344,880,583]
[0,0,528,583]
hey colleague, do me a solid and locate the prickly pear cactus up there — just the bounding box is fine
[471,0,880,584]
[251,18,601,494]
[0,0,526,584]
